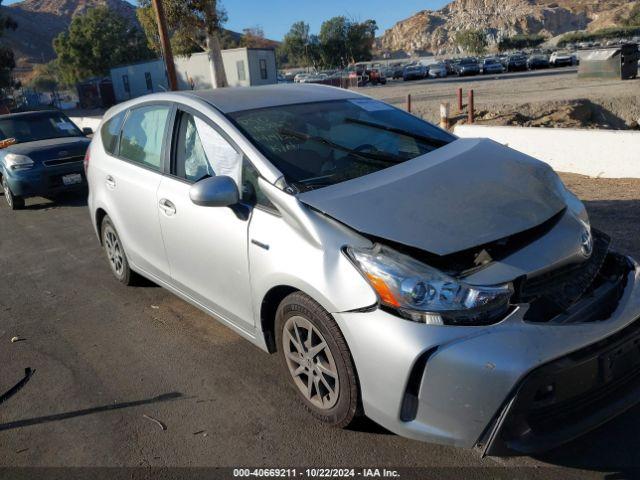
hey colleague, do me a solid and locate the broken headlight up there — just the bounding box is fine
[345,244,513,326]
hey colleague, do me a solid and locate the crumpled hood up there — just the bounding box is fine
[297,138,566,256]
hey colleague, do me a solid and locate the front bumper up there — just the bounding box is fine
[4,162,86,197]
[333,256,640,453]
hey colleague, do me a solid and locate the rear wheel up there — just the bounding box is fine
[2,176,24,210]
[276,291,361,428]
[101,215,133,285]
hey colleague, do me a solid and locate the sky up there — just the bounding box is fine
[6,0,449,41]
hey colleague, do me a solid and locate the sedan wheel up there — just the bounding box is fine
[276,291,361,428]
[2,176,25,210]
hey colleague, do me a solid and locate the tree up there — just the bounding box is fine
[454,29,488,56]
[240,26,272,48]
[282,21,312,67]
[137,0,229,87]
[0,0,17,95]
[54,7,152,84]
[498,34,545,52]
[317,16,377,68]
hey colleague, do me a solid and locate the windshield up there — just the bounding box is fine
[0,112,83,143]
[228,99,455,192]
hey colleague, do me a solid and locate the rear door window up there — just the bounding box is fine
[119,105,171,171]
[100,111,126,155]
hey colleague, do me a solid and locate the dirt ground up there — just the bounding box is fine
[560,173,640,260]
[360,70,640,129]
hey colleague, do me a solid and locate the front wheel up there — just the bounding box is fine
[276,291,361,428]
[2,176,24,210]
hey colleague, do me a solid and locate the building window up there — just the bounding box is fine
[122,75,130,94]
[145,72,153,91]
[236,60,246,81]
[259,59,268,79]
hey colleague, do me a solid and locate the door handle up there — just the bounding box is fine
[158,198,176,216]
[105,175,116,189]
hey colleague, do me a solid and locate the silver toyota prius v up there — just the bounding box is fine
[86,84,640,456]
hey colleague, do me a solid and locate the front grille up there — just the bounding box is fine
[518,230,612,321]
[43,156,84,167]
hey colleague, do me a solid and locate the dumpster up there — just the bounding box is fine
[578,44,639,80]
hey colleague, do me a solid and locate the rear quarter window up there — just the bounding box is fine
[101,111,126,156]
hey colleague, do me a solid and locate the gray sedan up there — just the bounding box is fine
[86,84,640,456]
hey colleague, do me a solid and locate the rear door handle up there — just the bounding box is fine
[159,198,176,216]
[105,175,116,189]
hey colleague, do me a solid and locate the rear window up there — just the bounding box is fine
[119,105,171,171]
[228,99,455,192]
[100,111,126,155]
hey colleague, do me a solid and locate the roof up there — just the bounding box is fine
[183,84,362,113]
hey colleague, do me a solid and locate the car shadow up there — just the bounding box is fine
[0,391,184,432]
[22,191,88,210]
[346,416,393,436]
[532,403,640,475]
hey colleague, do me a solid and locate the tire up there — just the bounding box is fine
[101,215,133,285]
[276,291,361,428]
[2,176,24,210]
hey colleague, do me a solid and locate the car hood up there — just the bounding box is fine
[297,138,566,256]
[4,137,90,162]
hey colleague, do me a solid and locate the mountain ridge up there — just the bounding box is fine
[379,0,640,55]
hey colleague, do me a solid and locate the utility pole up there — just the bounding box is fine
[151,0,178,91]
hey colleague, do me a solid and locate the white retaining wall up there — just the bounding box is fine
[454,125,640,178]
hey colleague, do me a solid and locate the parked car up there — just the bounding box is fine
[443,59,458,75]
[481,58,504,74]
[0,110,91,210]
[550,50,574,67]
[390,63,405,79]
[505,54,528,72]
[367,67,387,85]
[403,64,428,81]
[87,84,640,456]
[527,54,550,70]
[427,62,447,78]
[455,57,480,76]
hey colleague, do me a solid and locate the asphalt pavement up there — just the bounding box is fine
[1,190,639,479]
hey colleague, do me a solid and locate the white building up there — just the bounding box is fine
[110,47,277,103]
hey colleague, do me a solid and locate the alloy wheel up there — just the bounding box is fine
[282,315,340,410]
[3,177,12,208]
[104,226,124,277]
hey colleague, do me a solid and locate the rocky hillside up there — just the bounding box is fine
[379,0,640,55]
[2,0,137,71]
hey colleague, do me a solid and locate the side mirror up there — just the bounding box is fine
[82,127,93,135]
[189,175,239,207]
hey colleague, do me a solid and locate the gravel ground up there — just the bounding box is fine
[560,173,640,260]
[358,69,640,128]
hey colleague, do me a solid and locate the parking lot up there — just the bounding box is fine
[1,173,640,478]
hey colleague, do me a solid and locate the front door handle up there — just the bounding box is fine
[158,198,176,216]
[105,175,116,189]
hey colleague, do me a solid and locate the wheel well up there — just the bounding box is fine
[95,208,107,244]
[260,285,298,353]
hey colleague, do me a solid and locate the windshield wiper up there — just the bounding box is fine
[344,117,450,148]
[278,128,404,165]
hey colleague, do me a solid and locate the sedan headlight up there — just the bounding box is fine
[345,245,513,326]
[5,153,34,171]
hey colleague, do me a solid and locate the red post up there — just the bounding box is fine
[406,93,412,113]
[457,87,463,113]
[468,89,475,124]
